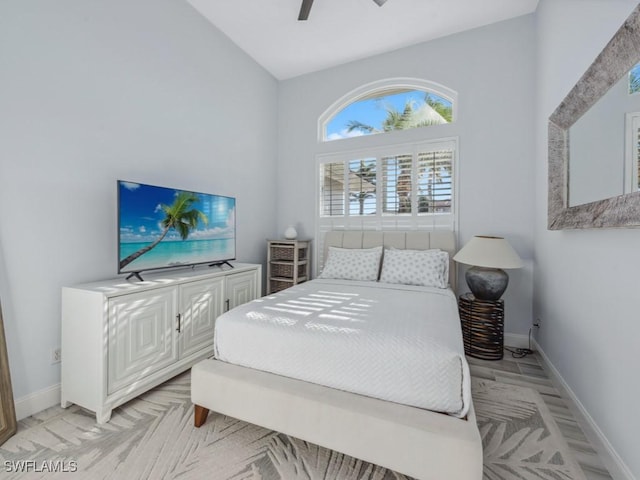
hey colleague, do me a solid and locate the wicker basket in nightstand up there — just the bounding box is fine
[458,292,504,360]
[267,240,311,294]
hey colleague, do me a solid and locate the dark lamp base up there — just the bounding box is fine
[465,266,509,301]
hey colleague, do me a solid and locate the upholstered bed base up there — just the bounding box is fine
[191,231,482,479]
[191,359,483,480]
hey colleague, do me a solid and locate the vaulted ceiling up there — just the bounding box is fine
[186,0,539,80]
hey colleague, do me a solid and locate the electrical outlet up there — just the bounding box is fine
[533,318,541,328]
[51,347,62,364]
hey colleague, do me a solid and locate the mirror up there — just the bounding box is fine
[568,72,640,206]
[548,4,640,229]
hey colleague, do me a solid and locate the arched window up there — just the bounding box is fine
[319,78,456,142]
[315,79,459,270]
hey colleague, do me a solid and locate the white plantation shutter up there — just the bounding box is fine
[317,139,457,274]
[381,154,413,214]
[320,162,346,216]
[348,158,377,216]
[417,150,453,214]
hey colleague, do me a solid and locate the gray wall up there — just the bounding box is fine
[0,0,278,400]
[277,15,537,337]
[535,1,640,478]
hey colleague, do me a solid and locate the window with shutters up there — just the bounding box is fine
[316,79,458,271]
[318,139,456,251]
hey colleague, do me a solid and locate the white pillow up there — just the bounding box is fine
[319,246,383,281]
[379,248,449,288]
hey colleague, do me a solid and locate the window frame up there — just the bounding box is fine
[315,138,459,273]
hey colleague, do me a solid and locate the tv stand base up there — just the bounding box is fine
[209,260,234,269]
[125,272,144,282]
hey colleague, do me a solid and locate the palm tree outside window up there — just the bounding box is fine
[325,90,453,141]
[316,80,458,273]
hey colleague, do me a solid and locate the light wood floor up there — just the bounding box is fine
[468,349,613,480]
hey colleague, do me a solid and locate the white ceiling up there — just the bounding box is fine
[186,0,539,80]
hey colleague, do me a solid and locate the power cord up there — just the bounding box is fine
[504,326,535,358]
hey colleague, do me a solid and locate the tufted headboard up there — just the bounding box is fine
[322,230,457,291]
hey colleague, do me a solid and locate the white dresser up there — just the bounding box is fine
[61,263,261,423]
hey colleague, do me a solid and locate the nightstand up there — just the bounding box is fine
[458,292,504,360]
[267,240,311,293]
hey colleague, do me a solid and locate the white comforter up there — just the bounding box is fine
[214,279,471,418]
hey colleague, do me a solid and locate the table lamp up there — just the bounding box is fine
[453,235,523,301]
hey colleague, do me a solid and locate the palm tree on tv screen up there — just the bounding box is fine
[119,191,208,270]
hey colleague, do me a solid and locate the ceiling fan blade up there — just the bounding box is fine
[298,0,314,20]
[372,0,388,6]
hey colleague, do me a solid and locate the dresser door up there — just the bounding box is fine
[179,278,224,358]
[107,287,178,394]
[226,270,258,310]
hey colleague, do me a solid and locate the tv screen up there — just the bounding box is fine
[118,180,236,275]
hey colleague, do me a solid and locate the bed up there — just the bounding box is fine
[191,231,483,480]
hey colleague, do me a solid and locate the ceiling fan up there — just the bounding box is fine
[298,0,388,21]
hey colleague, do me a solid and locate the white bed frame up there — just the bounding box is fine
[191,231,483,480]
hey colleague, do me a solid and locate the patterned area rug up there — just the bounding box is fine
[0,373,585,480]
[472,378,585,480]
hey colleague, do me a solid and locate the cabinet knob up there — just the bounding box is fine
[176,313,182,333]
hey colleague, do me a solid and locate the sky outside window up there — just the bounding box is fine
[325,89,452,141]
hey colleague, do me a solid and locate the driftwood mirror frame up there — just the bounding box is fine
[0,302,17,445]
[548,4,640,229]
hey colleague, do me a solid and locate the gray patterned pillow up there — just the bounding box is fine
[319,246,383,281]
[379,248,449,288]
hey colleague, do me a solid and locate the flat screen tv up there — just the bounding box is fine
[118,180,236,279]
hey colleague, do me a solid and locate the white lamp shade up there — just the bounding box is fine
[453,235,523,269]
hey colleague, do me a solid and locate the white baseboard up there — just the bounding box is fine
[15,383,61,421]
[532,339,636,480]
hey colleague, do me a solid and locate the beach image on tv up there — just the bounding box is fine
[118,181,235,273]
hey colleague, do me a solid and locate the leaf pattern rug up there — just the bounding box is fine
[0,373,585,480]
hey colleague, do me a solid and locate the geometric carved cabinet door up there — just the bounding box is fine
[180,278,224,359]
[61,263,261,424]
[107,287,178,394]
[226,270,259,311]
